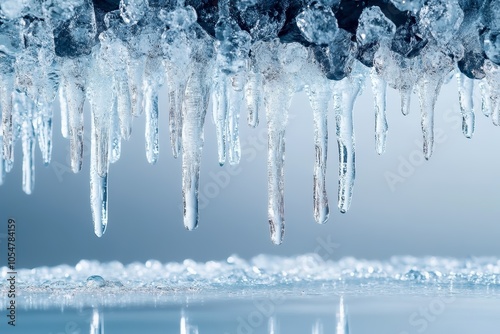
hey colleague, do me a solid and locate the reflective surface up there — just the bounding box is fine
[11,295,500,334]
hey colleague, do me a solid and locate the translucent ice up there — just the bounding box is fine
[1,1,500,244]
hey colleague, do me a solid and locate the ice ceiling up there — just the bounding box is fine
[0,0,499,244]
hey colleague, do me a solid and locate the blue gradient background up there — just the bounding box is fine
[1,78,499,268]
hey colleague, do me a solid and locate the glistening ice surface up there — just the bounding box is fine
[3,255,500,308]
[1,0,500,244]
[2,255,500,333]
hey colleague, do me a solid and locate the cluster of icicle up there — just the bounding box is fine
[0,0,500,244]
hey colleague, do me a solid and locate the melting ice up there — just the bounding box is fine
[1,0,500,243]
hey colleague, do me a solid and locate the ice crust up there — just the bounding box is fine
[1,255,500,309]
[1,1,500,243]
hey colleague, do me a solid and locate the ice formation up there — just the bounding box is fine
[1,0,500,243]
[3,255,500,308]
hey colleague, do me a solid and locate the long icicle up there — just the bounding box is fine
[181,35,212,231]
[334,70,363,214]
[265,80,290,244]
[88,50,114,236]
[17,93,36,195]
[212,71,228,165]
[144,56,163,165]
[306,82,330,225]
[228,73,244,165]
[59,80,69,139]
[90,114,109,237]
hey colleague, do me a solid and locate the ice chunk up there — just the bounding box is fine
[390,0,424,12]
[296,3,338,45]
[484,30,500,65]
[356,6,396,67]
[53,0,97,58]
[357,6,396,46]
[120,0,148,26]
[419,0,464,46]
[312,28,356,80]
[0,0,29,19]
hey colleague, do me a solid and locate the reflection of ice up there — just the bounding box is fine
[90,308,104,334]
[336,297,349,334]
[268,316,278,334]
[312,319,324,334]
[180,310,199,334]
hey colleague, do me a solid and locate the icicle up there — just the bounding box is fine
[264,71,288,242]
[212,0,250,165]
[0,74,14,172]
[306,79,330,225]
[265,77,290,245]
[483,60,500,126]
[16,93,36,195]
[456,72,475,138]
[245,64,262,128]
[63,57,89,173]
[401,88,411,116]
[371,70,388,154]
[127,56,146,117]
[165,63,186,159]
[90,114,109,238]
[160,3,197,159]
[35,105,53,166]
[59,82,69,138]
[212,72,229,165]
[109,97,121,164]
[416,49,451,160]
[87,51,114,179]
[181,33,212,231]
[0,136,4,185]
[228,73,244,165]
[479,80,492,117]
[114,52,133,141]
[262,41,306,244]
[336,297,349,334]
[416,77,440,159]
[144,56,163,165]
[334,66,364,214]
